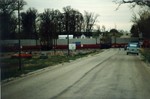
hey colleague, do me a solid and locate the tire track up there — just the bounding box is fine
[51,51,117,99]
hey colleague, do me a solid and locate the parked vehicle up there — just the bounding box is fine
[126,42,140,55]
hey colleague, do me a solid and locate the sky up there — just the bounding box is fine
[23,0,140,32]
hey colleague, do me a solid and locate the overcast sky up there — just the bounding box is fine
[24,0,139,32]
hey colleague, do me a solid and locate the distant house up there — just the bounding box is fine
[73,32,93,39]
[80,34,86,39]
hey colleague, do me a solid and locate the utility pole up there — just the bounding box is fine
[65,12,70,56]
[18,0,22,70]
[114,32,116,48]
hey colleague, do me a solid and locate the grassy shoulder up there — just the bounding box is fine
[140,48,150,63]
[1,49,102,80]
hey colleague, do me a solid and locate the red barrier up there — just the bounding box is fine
[111,43,127,48]
[1,44,101,52]
[142,40,150,48]
[56,44,100,49]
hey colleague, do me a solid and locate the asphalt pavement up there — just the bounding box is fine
[1,48,150,99]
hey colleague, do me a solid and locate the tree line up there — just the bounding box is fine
[0,0,100,40]
[1,0,150,49]
[130,7,150,39]
[115,0,150,39]
[0,0,101,49]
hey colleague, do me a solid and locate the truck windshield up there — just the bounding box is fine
[128,43,139,47]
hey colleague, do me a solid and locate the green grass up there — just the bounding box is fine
[1,50,101,80]
[140,48,150,63]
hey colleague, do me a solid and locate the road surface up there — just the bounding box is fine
[2,49,150,99]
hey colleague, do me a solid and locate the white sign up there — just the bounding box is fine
[69,43,76,50]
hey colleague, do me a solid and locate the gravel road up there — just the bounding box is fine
[2,49,150,99]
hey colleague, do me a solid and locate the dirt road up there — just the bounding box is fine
[2,49,150,99]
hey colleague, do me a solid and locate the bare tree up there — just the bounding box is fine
[130,24,139,37]
[137,9,150,38]
[129,8,150,38]
[63,6,84,34]
[83,11,99,33]
[113,0,150,10]
[21,8,38,39]
[101,25,106,32]
[114,0,150,39]
[39,9,62,50]
[0,0,26,39]
[0,0,26,14]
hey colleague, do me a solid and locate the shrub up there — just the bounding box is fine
[140,48,150,63]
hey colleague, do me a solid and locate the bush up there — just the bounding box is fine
[140,48,150,63]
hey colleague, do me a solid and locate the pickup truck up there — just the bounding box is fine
[126,43,140,55]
